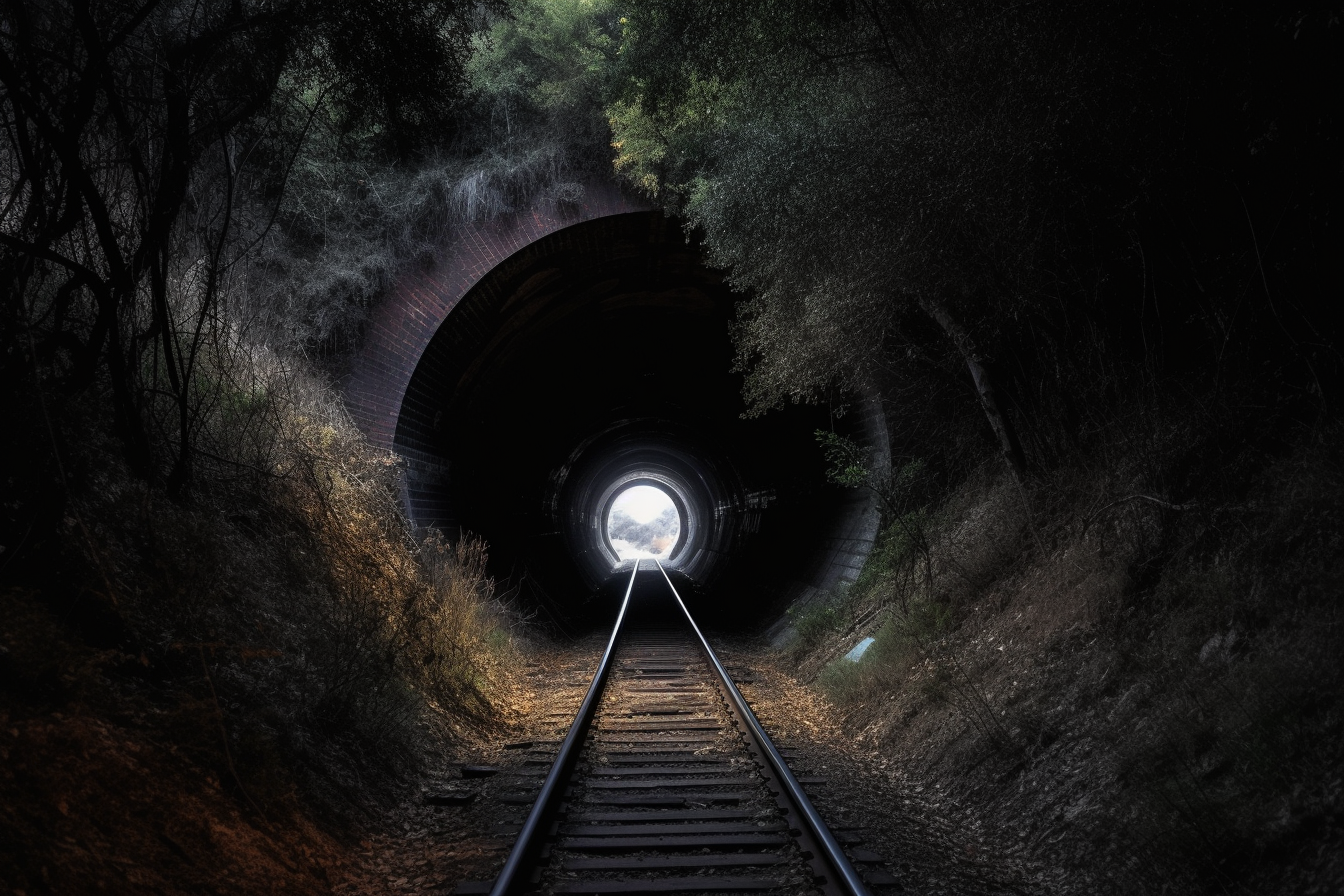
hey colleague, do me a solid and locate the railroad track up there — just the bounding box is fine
[458,560,891,896]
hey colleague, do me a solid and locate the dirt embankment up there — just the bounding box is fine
[2,709,343,895]
[1,588,344,895]
[777,423,1344,894]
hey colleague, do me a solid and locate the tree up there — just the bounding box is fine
[1,0,488,494]
[240,0,624,358]
[604,0,1173,479]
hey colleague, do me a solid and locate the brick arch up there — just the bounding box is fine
[342,180,650,449]
[339,180,886,622]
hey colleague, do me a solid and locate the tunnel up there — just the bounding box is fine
[389,211,885,630]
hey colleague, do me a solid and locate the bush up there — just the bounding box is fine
[31,344,521,821]
[786,597,848,656]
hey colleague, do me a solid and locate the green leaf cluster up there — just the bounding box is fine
[466,0,620,162]
[594,0,1201,444]
[814,430,868,489]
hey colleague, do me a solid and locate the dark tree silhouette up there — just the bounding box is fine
[1,0,489,494]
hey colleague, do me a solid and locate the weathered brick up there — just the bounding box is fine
[343,180,647,450]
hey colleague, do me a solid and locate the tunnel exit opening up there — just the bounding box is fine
[607,484,681,561]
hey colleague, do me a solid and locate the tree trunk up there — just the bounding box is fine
[918,295,1027,479]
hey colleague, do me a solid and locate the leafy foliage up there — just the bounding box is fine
[815,429,868,488]
[606,1,1087,415]
[0,0,491,492]
[1,1,527,830]
[602,0,1339,488]
[249,0,622,355]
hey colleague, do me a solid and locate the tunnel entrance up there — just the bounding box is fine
[390,210,885,631]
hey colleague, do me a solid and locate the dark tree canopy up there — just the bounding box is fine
[0,0,492,492]
[604,0,1340,475]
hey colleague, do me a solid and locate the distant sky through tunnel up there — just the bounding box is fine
[607,485,680,560]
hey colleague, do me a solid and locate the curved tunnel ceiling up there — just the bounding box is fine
[391,211,884,629]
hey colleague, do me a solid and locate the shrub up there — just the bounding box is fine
[41,344,520,820]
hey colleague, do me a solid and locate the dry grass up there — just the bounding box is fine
[1,343,528,893]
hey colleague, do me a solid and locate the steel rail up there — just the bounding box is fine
[654,560,874,896]
[488,560,642,896]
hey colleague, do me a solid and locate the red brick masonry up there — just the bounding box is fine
[342,180,648,449]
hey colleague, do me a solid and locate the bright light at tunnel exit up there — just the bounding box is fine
[607,485,680,561]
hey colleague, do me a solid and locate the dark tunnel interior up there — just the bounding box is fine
[393,212,884,633]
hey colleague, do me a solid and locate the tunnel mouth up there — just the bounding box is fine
[602,480,685,564]
[390,210,887,630]
[554,417,733,595]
